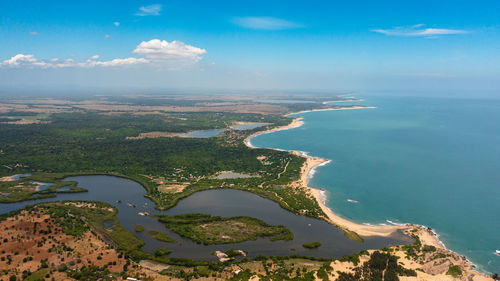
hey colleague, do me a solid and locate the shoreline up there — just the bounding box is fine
[285,105,376,116]
[244,106,494,279]
[244,117,304,148]
[246,106,406,237]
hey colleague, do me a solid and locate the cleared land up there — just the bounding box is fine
[0,202,149,281]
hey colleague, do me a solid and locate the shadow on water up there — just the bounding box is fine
[0,175,412,260]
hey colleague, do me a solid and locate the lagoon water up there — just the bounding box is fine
[251,96,500,273]
[0,175,409,260]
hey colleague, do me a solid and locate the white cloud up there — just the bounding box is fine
[113,22,120,27]
[105,34,111,39]
[233,17,303,30]
[93,57,149,67]
[135,4,162,16]
[0,54,149,69]
[1,39,206,69]
[411,24,425,28]
[1,54,46,67]
[133,39,207,62]
[371,25,469,37]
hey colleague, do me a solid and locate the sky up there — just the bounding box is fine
[0,0,499,96]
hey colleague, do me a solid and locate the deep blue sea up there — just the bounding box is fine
[250,96,500,274]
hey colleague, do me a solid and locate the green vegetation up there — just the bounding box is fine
[156,213,293,245]
[66,265,120,280]
[446,265,462,278]
[401,234,422,259]
[336,251,417,281]
[302,241,322,249]
[343,229,364,242]
[34,201,145,255]
[269,228,294,241]
[225,249,247,258]
[147,230,176,243]
[338,250,369,266]
[155,248,172,257]
[422,245,436,252]
[24,268,50,281]
[134,225,145,232]
[316,263,333,281]
[0,111,325,218]
[0,173,86,203]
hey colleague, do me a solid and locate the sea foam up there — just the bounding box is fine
[308,159,332,179]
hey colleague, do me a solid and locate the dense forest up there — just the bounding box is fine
[0,110,324,217]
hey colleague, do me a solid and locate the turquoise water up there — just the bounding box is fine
[251,96,500,274]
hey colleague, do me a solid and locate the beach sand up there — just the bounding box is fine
[244,117,304,148]
[287,105,376,116]
[292,151,406,237]
[244,106,494,280]
[245,107,403,238]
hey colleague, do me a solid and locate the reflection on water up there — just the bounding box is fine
[0,175,411,260]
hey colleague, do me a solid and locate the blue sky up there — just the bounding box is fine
[1,0,499,96]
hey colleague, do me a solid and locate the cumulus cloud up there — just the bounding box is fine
[371,25,468,37]
[1,39,206,69]
[113,22,120,27]
[0,54,148,68]
[1,54,47,67]
[233,17,303,30]
[135,4,162,16]
[92,57,149,67]
[133,39,207,62]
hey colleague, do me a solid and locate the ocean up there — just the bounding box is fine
[250,95,500,274]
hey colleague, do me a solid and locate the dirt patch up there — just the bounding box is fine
[157,182,190,193]
[1,120,50,125]
[126,131,183,139]
[140,260,171,272]
[0,209,127,280]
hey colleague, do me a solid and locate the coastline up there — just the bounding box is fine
[244,117,304,148]
[285,105,375,116]
[245,106,406,238]
[244,106,494,280]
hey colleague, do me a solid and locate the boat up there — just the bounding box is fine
[496,250,500,256]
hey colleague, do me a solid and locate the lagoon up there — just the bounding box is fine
[0,175,409,260]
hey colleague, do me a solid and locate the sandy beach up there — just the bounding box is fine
[244,106,494,280]
[286,105,376,116]
[244,117,304,148]
[245,106,404,238]
[293,151,407,237]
